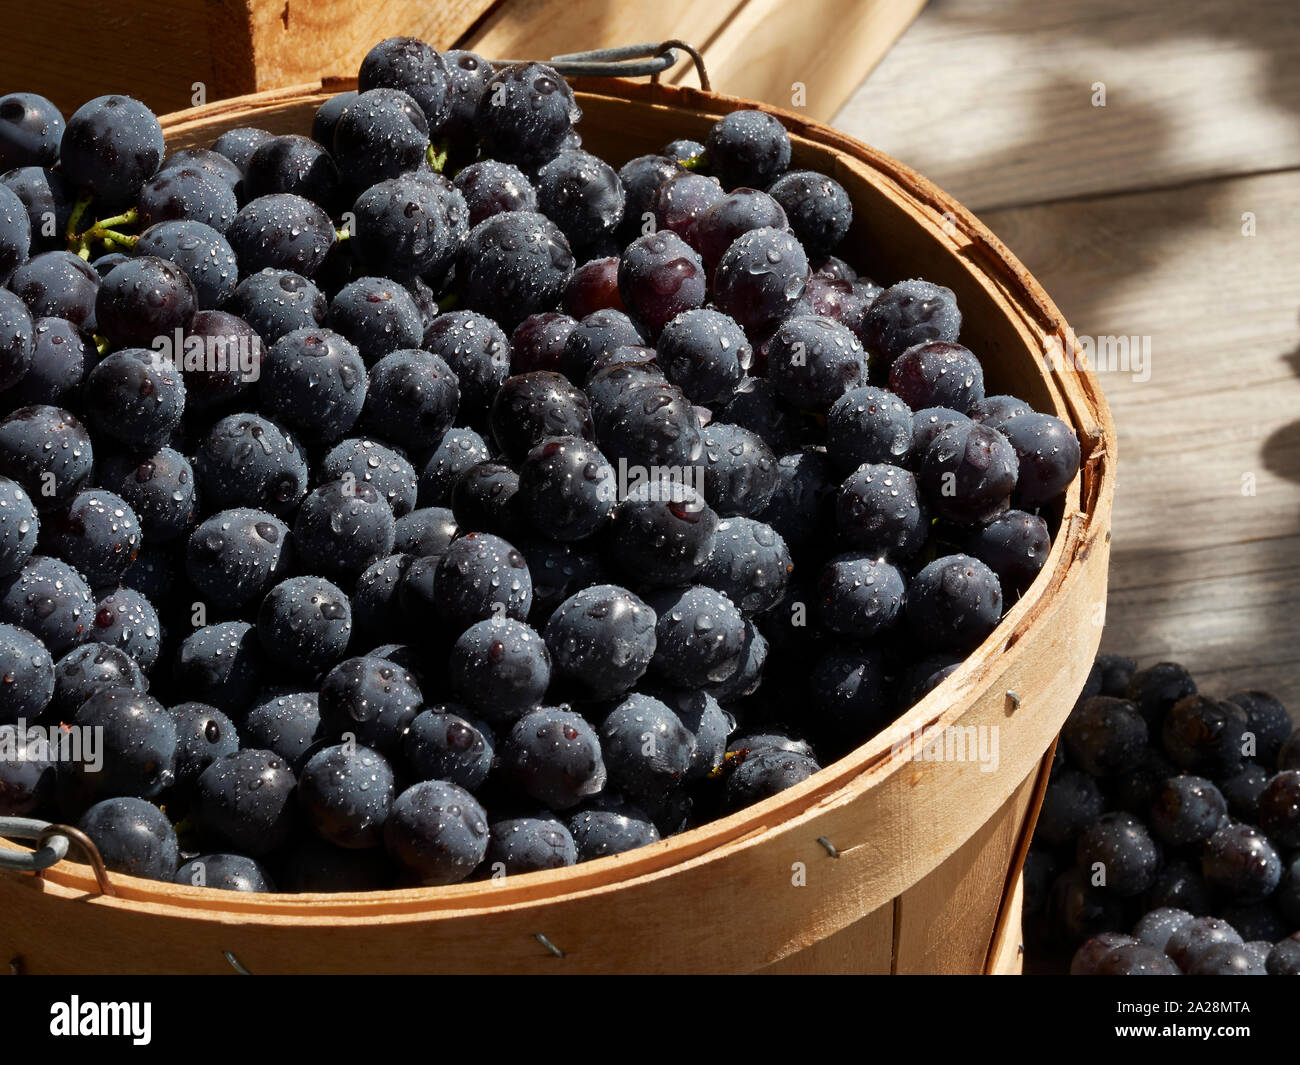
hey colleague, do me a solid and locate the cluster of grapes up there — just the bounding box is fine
[1026,655,1300,975]
[0,37,1079,892]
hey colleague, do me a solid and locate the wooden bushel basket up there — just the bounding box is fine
[0,76,1116,975]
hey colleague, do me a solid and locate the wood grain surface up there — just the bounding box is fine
[835,0,1300,211]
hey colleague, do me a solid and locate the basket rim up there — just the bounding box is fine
[3,77,1116,918]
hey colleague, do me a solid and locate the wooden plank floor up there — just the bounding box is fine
[835,0,1300,708]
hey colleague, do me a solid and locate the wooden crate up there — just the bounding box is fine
[0,76,1114,975]
[0,0,925,121]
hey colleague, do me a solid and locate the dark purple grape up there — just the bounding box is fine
[298,743,394,849]
[210,127,272,174]
[195,412,308,516]
[713,226,809,337]
[563,255,624,319]
[453,159,537,227]
[692,187,786,268]
[1147,775,1227,846]
[44,488,141,587]
[351,172,467,283]
[485,813,576,873]
[0,289,32,393]
[825,385,912,468]
[562,308,645,384]
[1162,694,1249,776]
[723,747,820,812]
[136,165,238,232]
[1268,935,1300,975]
[1166,916,1244,971]
[662,139,705,164]
[195,748,296,857]
[1125,661,1197,728]
[1069,931,1136,974]
[767,170,852,257]
[516,436,616,541]
[362,348,459,451]
[244,134,342,210]
[656,308,752,404]
[1226,690,1291,768]
[261,327,367,444]
[652,172,724,249]
[7,251,99,332]
[434,531,532,632]
[226,193,335,278]
[357,36,453,131]
[0,93,64,170]
[475,61,581,169]
[324,275,422,364]
[331,88,430,188]
[226,267,326,342]
[816,553,905,639]
[917,420,1018,524]
[87,587,160,672]
[417,427,489,507]
[311,92,358,151]
[1132,906,1196,953]
[0,183,30,288]
[543,584,656,700]
[617,231,706,339]
[82,348,186,450]
[94,256,196,349]
[0,478,38,579]
[536,149,624,249]
[459,210,574,331]
[904,553,1003,651]
[1038,770,1107,849]
[77,796,177,880]
[185,507,291,612]
[998,412,1081,506]
[1095,942,1181,975]
[293,479,396,580]
[0,405,93,511]
[1063,696,1149,775]
[509,312,577,374]
[698,422,778,517]
[60,95,164,210]
[697,516,791,616]
[1201,822,1283,903]
[962,509,1051,596]
[758,447,837,553]
[1076,816,1159,899]
[439,49,493,147]
[888,341,985,413]
[860,279,961,371]
[503,705,607,809]
[1218,761,1271,822]
[0,166,74,253]
[490,371,592,462]
[1187,940,1266,975]
[704,109,791,190]
[136,220,238,310]
[608,479,719,587]
[424,310,511,419]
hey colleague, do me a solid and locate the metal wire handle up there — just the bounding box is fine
[494,41,711,90]
[0,815,116,896]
